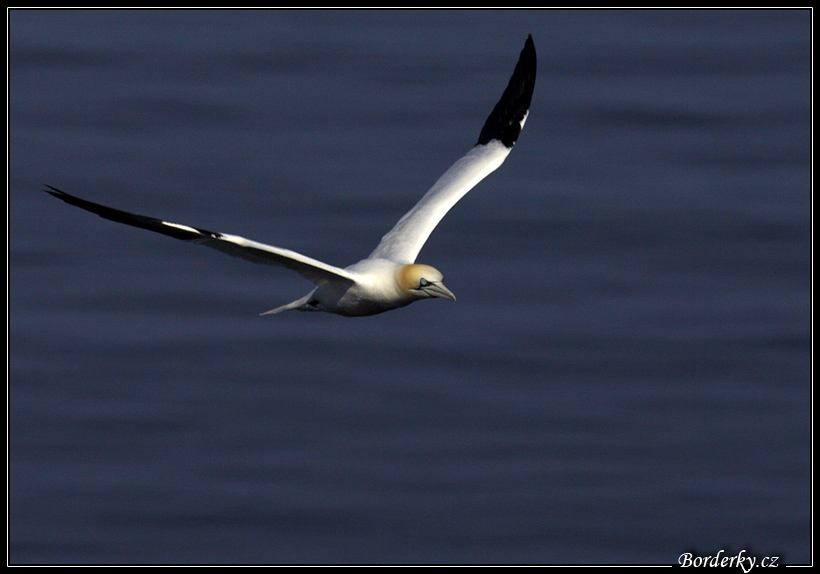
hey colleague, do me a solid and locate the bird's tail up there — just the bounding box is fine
[259,292,318,316]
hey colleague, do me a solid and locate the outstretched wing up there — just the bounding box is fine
[369,35,536,264]
[44,186,357,286]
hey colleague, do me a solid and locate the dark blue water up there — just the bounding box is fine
[9,9,811,564]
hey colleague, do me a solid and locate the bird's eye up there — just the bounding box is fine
[417,278,430,289]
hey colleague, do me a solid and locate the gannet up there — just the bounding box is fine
[45,35,536,317]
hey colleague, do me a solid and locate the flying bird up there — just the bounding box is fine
[46,35,536,317]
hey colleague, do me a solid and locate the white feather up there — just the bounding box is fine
[369,140,511,264]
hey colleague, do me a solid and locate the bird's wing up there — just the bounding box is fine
[44,186,357,287]
[369,35,536,264]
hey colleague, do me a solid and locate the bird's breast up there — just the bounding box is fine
[312,260,412,316]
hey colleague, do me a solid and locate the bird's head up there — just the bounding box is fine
[396,264,456,302]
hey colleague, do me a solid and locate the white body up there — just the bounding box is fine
[302,259,443,317]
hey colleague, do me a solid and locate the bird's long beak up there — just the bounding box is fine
[423,281,456,301]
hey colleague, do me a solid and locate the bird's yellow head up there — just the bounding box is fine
[396,264,456,301]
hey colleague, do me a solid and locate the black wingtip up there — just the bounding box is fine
[44,185,90,208]
[476,34,537,148]
[43,185,217,241]
[44,184,66,199]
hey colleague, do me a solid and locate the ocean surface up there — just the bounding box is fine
[9,9,811,564]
